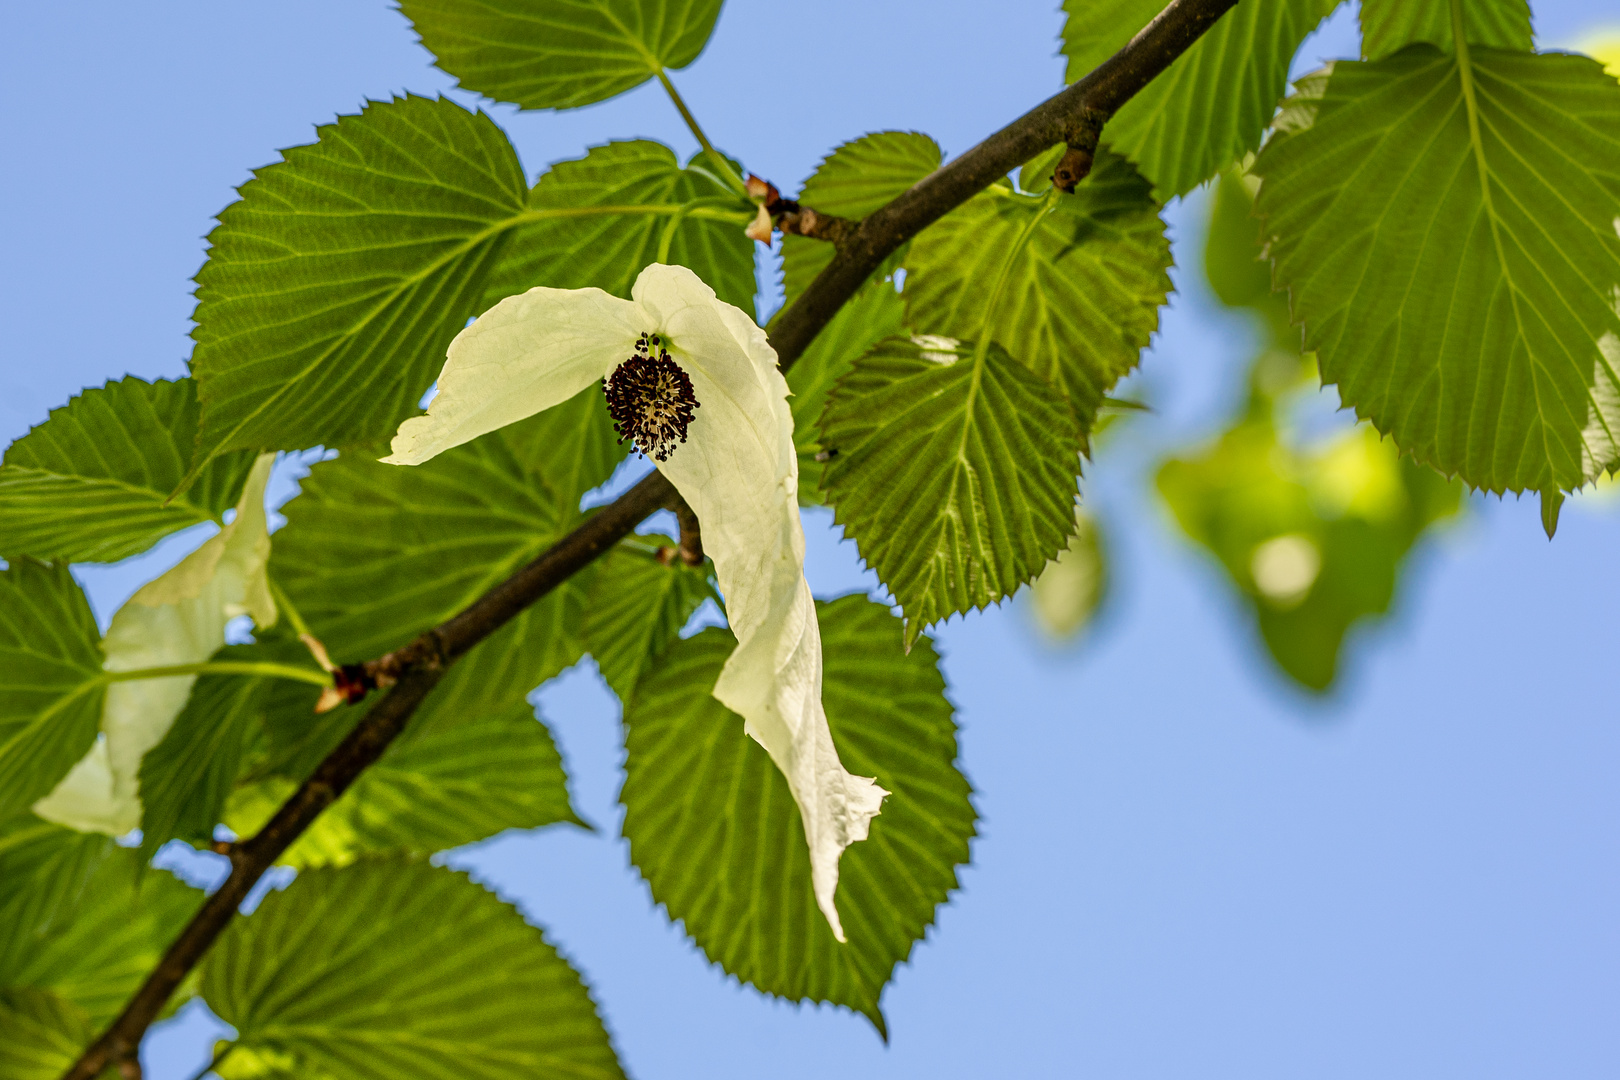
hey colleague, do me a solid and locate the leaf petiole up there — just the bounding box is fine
[102,659,331,688]
[656,70,749,197]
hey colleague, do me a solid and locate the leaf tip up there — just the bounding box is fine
[1540,488,1564,540]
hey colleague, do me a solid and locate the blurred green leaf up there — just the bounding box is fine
[190,95,529,463]
[1029,509,1108,642]
[0,377,256,564]
[1252,49,1620,506]
[400,0,723,110]
[0,988,97,1080]
[820,336,1081,643]
[201,859,625,1080]
[1160,170,1466,690]
[0,562,104,824]
[785,280,907,501]
[1159,404,1462,690]
[620,596,974,1032]
[782,131,941,307]
[482,140,754,313]
[582,536,716,701]
[903,151,1169,428]
[1360,0,1531,58]
[1060,0,1340,197]
[0,825,200,1025]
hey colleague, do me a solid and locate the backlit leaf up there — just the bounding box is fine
[582,536,716,701]
[482,140,755,313]
[201,859,625,1080]
[819,336,1080,642]
[1360,0,1532,59]
[1252,50,1620,502]
[1060,0,1340,197]
[0,562,104,825]
[782,131,941,306]
[400,0,723,110]
[903,151,1169,427]
[620,596,974,1031]
[190,95,528,463]
[0,377,255,563]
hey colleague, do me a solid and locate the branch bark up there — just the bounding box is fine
[62,1,1237,1075]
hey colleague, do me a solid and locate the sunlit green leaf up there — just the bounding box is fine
[0,562,104,824]
[400,0,723,110]
[1252,50,1620,502]
[201,859,625,1080]
[270,410,594,669]
[1060,0,1339,197]
[224,614,581,866]
[903,151,1170,427]
[820,336,1080,642]
[190,94,529,464]
[620,596,974,1031]
[482,141,754,313]
[582,536,716,701]
[1360,0,1531,59]
[785,280,907,501]
[782,131,941,306]
[0,377,256,564]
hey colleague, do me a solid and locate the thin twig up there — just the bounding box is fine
[60,3,1237,1075]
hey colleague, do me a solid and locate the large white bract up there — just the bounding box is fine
[387,263,888,940]
[35,453,279,835]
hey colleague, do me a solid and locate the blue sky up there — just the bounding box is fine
[4,2,1618,1077]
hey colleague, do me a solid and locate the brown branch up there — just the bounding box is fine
[61,2,1237,1075]
[662,493,704,567]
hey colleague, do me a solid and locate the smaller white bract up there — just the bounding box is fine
[36,453,278,835]
[387,263,887,940]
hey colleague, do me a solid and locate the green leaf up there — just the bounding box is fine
[498,383,626,514]
[784,281,907,501]
[0,561,104,824]
[228,706,578,870]
[1160,404,1463,690]
[1028,508,1108,642]
[137,643,276,863]
[0,378,257,564]
[201,859,625,1080]
[269,410,593,669]
[902,151,1170,426]
[482,141,755,313]
[0,817,109,938]
[1252,49,1620,499]
[225,618,582,865]
[0,988,96,1080]
[1060,0,1339,197]
[620,596,974,1031]
[0,826,201,1025]
[781,131,941,307]
[1360,0,1532,59]
[399,0,723,111]
[582,537,716,701]
[190,94,529,464]
[819,336,1080,643]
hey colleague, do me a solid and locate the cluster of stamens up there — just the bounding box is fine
[604,332,699,462]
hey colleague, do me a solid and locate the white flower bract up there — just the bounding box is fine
[34,453,279,835]
[386,263,888,941]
